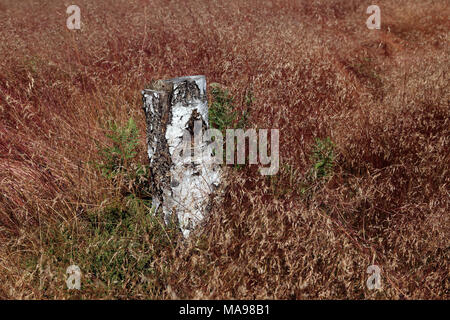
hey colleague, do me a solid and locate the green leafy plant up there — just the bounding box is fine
[96,117,150,197]
[26,196,178,298]
[98,118,138,177]
[309,137,335,179]
[209,84,248,133]
[209,84,250,169]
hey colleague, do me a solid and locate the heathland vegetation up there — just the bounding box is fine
[0,0,448,299]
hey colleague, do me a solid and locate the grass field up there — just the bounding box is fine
[0,0,448,299]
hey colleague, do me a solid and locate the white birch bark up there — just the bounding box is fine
[142,75,221,237]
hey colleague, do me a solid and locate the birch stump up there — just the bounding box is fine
[142,75,221,237]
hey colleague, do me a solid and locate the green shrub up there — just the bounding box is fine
[97,118,139,177]
[209,84,250,169]
[310,137,335,180]
[96,117,150,197]
[209,84,248,133]
[26,196,178,298]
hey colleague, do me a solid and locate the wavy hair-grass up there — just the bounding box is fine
[0,0,448,299]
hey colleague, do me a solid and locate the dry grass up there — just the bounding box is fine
[0,0,448,299]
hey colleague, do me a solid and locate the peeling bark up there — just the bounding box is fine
[142,75,221,237]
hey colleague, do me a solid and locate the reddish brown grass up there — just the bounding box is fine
[0,0,448,299]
